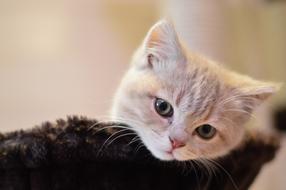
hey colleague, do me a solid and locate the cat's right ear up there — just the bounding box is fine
[138,20,186,69]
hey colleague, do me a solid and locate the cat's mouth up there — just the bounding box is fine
[164,149,190,161]
[151,147,175,161]
[162,151,175,160]
[162,147,187,161]
[162,150,187,161]
[166,150,173,155]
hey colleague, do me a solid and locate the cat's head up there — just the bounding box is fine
[112,20,279,161]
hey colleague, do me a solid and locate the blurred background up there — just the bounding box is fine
[0,0,285,189]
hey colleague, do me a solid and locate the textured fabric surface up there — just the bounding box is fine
[0,116,280,190]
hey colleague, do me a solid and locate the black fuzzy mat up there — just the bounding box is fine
[0,116,280,190]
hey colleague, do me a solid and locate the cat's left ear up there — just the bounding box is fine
[141,19,185,68]
[227,73,281,113]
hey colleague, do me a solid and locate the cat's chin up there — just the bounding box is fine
[172,150,195,161]
[151,148,198,161]
[150,148,194,161]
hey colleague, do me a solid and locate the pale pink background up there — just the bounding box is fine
[0,1,285,189]
[0,0,157,131]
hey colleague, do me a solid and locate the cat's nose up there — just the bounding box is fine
[169,137,185,149]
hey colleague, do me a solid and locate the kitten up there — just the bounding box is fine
[111,20,279,161]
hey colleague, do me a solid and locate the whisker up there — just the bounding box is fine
[206,159,239,190]
[196,158,213,178]
[128,136,141,146]
[96,115,143,127]
[105,132,137,147]
[91,125,132,135]
[97,129,131,156]
[135,143,145,154]
[88,120,129,131]
[188,161,201,190]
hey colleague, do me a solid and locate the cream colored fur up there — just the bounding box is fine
[111,20,279,161]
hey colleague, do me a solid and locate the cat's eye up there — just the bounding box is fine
[195,124,216,140]
[154,98,173,117]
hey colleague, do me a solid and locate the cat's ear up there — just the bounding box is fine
[140,19,185,68]
[239,82,279,109]
[226,72,280,114]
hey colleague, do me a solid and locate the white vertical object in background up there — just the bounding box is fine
[166,0,228,63]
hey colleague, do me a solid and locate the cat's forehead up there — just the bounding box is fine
[159,64,221,116]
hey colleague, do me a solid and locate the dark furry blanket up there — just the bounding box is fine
[0,116,280,190]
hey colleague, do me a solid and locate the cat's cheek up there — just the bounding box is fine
[187,135,221,156]
[172,150,190,161]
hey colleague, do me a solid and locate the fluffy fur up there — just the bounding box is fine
[112,20,279,161]
[0,116,280,190]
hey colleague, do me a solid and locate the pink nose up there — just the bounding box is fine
[169,137,185,149]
